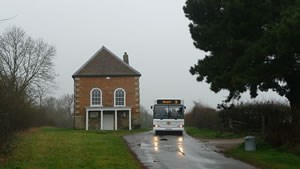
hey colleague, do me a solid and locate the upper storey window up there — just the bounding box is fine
[90,88,102,106]
[114,88,125,106]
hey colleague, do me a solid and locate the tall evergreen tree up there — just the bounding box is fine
[183,0,300,127]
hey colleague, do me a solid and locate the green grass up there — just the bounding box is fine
[185,126,242,139]
[227,144,300,169]
[0,127,148,169]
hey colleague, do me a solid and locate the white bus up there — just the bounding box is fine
[151,99,185,134]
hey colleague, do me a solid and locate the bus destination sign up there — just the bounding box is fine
[157,99,181,104]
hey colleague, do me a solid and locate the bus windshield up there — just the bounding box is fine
[153,105,184,119]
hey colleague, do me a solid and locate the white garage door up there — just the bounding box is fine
[103,113,114,130]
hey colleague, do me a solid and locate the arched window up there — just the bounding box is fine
[114,88,126,106]
[90,88,102,106]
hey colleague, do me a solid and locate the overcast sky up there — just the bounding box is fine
[1,0,287,111]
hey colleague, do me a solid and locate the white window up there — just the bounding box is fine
[89,111,98,118]
[90,88,102,106]
[114,88,126,106]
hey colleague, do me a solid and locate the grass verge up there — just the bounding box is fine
[0,127,148,169]
[185,126,242,139]
[227,143,300,169]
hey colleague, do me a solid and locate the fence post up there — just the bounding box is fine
[262,115,265,140]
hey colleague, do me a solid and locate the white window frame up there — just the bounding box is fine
[90,88,102,106]
[114,88,126,107]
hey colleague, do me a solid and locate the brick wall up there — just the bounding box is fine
[74,76,140,129]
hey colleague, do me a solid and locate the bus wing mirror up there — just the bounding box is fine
[184,106,186,109]
[150,106,153,109]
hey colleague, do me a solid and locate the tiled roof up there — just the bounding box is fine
[72,46,141,77]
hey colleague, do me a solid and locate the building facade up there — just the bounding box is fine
[72,46,141,130]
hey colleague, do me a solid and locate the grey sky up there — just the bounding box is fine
[1,0,286,111]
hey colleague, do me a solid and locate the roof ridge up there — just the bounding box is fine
[103,47,141,76]
[72,46,141,77]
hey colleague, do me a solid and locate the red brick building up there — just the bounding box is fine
[72,46,141,130]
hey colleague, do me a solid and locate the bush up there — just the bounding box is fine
[219,101,291,131]
[218,101,293,146]
[0,92,36,150]
[185,102,220,129]
[0,111,11,148]
[0,92,74,149]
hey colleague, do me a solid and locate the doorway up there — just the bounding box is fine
[103,112,114,130]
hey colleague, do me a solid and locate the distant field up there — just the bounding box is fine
[0,127,147,169]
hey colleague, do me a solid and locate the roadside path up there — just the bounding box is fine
[198,138,244,152]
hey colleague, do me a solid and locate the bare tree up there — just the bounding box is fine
[0,26,56,99]
[40,94,74,128]
[57,94,74,116]
[140,106,153,128]
[0,15,17,23]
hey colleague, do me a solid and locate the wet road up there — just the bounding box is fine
[124,131,256,169]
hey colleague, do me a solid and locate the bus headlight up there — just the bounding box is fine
[153,124,160,128]
[179,125,184,128]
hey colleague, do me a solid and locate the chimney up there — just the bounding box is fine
[123,52,129,64]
